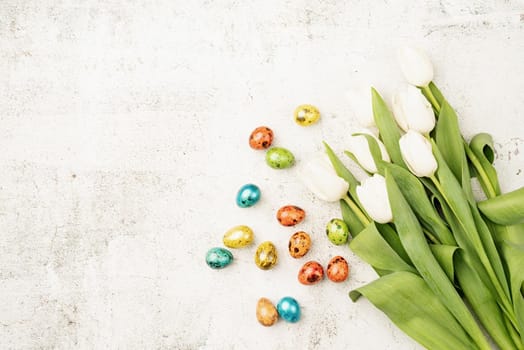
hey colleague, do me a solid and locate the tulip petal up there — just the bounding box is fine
[397,46,434,87]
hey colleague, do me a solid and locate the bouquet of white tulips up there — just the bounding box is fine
[301,47,524,350]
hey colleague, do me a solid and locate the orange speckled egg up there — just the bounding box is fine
[256,297,279,327]
[298,261,324,285]
[276,205,305,226]
[288,231,311,258]
[327,256,349,282]
[249,126,274,150]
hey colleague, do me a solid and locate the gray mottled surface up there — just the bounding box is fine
[1,1,523,349]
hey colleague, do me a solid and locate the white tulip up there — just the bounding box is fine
[356,174,393,224]
[298,154,349,202]
[392,84,435,134]
[346,86,375,127]
[397,46,434,87]
[347,128,390,173]
[399,130,438,177]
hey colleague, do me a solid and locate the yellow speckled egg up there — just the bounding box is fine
[223,225,254,248]
[256,297,279,327]
[255,241,278,270]
[294,104,320,126]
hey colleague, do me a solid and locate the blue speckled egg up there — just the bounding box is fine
[236,184,261,208]
[277,296,301,323]
[206,247,233,269]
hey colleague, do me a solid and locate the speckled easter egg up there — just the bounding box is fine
[256,298,279,327]
[326,218,349,245]
[294,104,320,126]
[265,147,295,169]
[298,261,324,285]
[205,247,233,269]
[236,184,261,208]
[277,296,301,323]
[276,205,305,226]
[327,256,350,282]
[223,225,254,248]
[254,241,278,270]
[249,126,274,150]
[288,231,311,258]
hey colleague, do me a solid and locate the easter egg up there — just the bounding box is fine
[223,225,254,248]
[249,126,274,150]
[288,231,311,258]
[298,261,324,285]
[326,218,349,245]
[254,241,278,270]
[327,256,350,282]
[236,184,261,208]
[294,104,320,126]
[277,205,305,226]
[277,296,301,323]
[265,147,295,169]
[205,247,233,269]
[256,297,279,327]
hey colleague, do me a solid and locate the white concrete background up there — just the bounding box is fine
[1,1,523,349]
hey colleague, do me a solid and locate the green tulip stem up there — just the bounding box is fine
[463,141,498,199]
[422,85,441,114]
[343,195,371,226]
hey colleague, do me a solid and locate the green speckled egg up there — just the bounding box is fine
[326,218,350,245]
[205,247,233,269]
[254,241,278,270]
[223,225,254,248]
[265,147,295,169]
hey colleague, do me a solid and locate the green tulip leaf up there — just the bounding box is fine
[435,100,466,185]
[454,251,521,350]
[432,141,514,321]
[385,168,491,350]
[371,88,405,167]
[501,241,524,345]
[429,244,458,282]
[478,187,524,225]
[350,222,416,274]
[468,132,501,197]
[350,271,479,350]
[387,163,456,246]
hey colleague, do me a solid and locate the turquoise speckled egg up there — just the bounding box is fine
[326,218,350,245]
[206,247,233,269]
[236,184,261,208]
[265,147,295,169]
[277,296,301,323]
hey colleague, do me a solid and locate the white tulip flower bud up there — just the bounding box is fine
[356,174,393,224]
[397,46,434,87]
[392,84,435,134]
[399,130,438,177]
[298,154,349,202]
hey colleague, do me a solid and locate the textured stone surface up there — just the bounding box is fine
[1,1,523,349]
